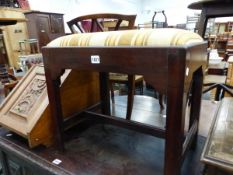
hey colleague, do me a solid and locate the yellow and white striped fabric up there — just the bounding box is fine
[48,28,203,47]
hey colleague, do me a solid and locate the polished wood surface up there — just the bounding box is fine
[0,96,218,175]
[0,125,206,175]
[42,40,207,175]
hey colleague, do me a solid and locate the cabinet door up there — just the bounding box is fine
[50,14,64,34]
[36,14,51,47]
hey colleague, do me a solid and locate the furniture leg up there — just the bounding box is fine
[189,67,203,149]
[164,53,187,175]
[221,89,225,102]
[126,74,135,120]
[165,86,184,175]
[44,68,64,151]
[215,85,221,101]
[99,72,111,115]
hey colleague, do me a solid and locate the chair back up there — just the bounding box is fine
[67,13,136,33]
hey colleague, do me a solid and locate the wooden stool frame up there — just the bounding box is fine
[42,42,207,175]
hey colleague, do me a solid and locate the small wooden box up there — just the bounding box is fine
[0,65,100,148]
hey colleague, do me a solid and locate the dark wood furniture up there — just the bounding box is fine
[42,34,207,175]
[67,13,142,119]
[188,0,233,38]
[24,11,65,49]
[201,97,233,175]
[188,1,233,100]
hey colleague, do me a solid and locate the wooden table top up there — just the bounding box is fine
[201,97,233,172]
[0,95,164,175]
[0,95,218,175]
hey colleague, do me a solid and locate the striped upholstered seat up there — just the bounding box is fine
[48,28,203,47]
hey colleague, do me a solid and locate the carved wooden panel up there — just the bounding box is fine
[0,65,100,148]
[10,76,46,118]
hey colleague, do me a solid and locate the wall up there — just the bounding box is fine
[27,0,201,32]
[140,0,200,26]
[28,0,141,32]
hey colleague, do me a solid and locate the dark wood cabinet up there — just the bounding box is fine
[24,11,65,49]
